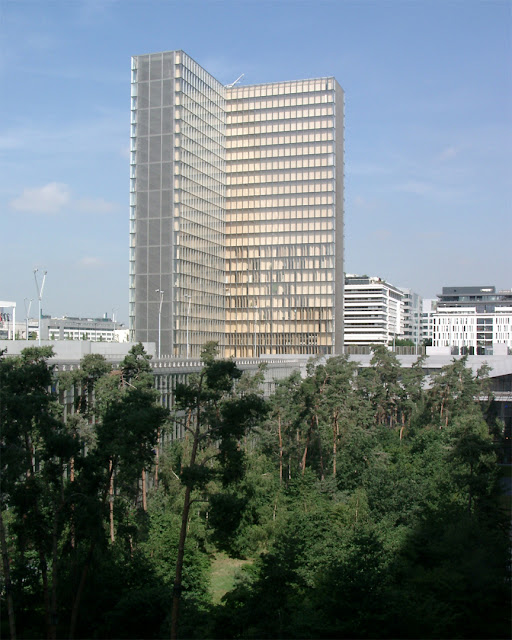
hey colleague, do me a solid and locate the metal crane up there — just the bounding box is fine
[225,73,244,88]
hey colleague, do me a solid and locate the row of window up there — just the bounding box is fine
[227,93,333,112]
[227,144,334,160]
[227,243,334,259]
[228,78,334,98]
[228,220,333,234]
[226,195,334,209]
[227,232,333,247]
[227,119,334,136]
[227,182,333,197]
[227,131,334,148]
[228,169,334,184]
[225,296,334,312]
[227,157,334,172]
[227,270,334,285]
[227,207,334,223]
[228,106,334,124]
[226,256,335,271]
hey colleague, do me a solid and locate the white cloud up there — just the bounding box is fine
[78,257,106,269]
[9,182,119,215]
[10,182,70,214]
[438,146,459,161]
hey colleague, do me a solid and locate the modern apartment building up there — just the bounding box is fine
[344,275,403,346]
[420,298,437,344]
[432,286,512,355]
[130,50,344,358]
[399,288,422,347]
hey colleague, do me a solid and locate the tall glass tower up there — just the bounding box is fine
[130,51,344,358]
[225,79,344,356]
[130,51,226,357]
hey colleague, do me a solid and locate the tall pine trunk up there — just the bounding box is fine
[171,373,204,640]
[0,508,16,640]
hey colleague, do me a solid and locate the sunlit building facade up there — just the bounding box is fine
[225,79,344,357]
[130,51,344,357]
[344,275,403,346]
[432,286,512,355]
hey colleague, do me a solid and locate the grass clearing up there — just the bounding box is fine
[499,464,512,478]
[210,552,252,604]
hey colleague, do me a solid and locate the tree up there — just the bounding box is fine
[0,347,76,640]
[68,343,167,638]
[170,342,267,639]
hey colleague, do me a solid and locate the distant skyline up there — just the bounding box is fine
[2,0,511,323]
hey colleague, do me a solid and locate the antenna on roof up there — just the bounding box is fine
[225,73,244,88]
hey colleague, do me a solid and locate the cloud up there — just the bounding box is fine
[10,182,70,214]
[438,146,459,161]
[9,182,119,215]
[78,257,107,269]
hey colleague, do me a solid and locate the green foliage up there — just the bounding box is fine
[211,355,510,639]
[1,345,509,639]
[0,344,168,639]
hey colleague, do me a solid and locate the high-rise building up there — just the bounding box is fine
[130,51,344,358]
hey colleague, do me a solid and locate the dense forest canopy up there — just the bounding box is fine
[0,344,510,639]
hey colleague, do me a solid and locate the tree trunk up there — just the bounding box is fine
[0,508,16,640]
[38,546,51,639]
[332,412,338,478]
[49,512,59,640]
[171,374,204,640]
[301,430,310,476]
[109,459,115,543]
[316,415,324,481]
[277,416,283,484]
[69,460,115,639]
[155,427,160,489]
[70,456,75,548]
[141,468,147,511]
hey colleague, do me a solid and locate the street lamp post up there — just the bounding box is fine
[185,294,192,358]
[253,304,258,358]
[33,269,47,346]
[24,298,33,342]
[155,289,164,359]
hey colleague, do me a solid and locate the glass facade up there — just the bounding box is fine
[130,51,226,357]
[130,51,344,358]
[225,79,344,356]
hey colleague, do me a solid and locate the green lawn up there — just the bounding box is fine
[210,553,252,604]
[499,464,512,478]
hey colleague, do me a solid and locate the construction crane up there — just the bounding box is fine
[225,73,244,88]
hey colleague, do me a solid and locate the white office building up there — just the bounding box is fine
[344,275,403,346]
[400,288,422,347]
[432,286,512,355]
[420,298,437,344]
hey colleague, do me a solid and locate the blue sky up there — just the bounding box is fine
[1,0,511,323]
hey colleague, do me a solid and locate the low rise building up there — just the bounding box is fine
[420,298,437,344]
[400,288,422,346]
[33,315,127,342]
[344,275,403,347]
[432,286,512,355]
